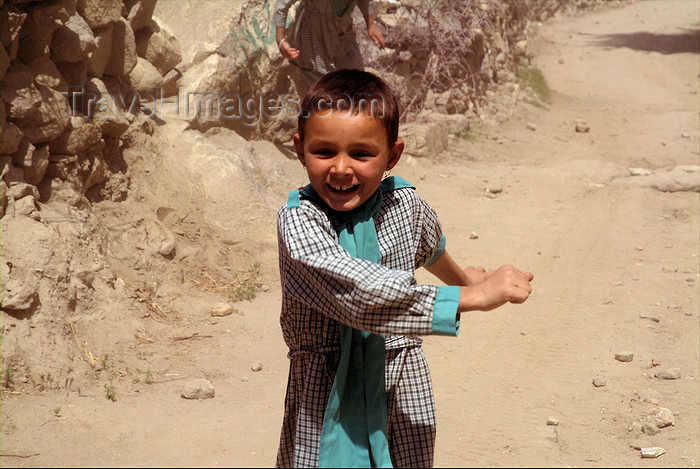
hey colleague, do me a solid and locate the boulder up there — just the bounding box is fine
[12,85,71,144]
[1,60,41,121]
[126,0,157,32]
[650,166,700,193]
[22,0,74,44]
[1,155,25,185]
[86,23,113,78]
[128,56,163,94]
[104,17,137,77]
[10,139,50,185]
[50,11,96,63]
[0,5,27,60]
[1,121,24,155]
[401,121,448,158]
[0,215,54,311]
[83,77,131,138]
[26,54,68,88]
[181,379,215,399]
[49,117,102,155]
[134,18,182,76]
[76,0,122,29]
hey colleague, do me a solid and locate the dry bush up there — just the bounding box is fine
[361,0,620,121]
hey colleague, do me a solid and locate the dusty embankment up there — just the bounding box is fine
[1,1,698,468]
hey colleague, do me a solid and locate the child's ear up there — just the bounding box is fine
[293,133,306,167]
[386,139,404,170]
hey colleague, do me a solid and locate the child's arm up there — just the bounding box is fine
[424,249,487,286]
[425,249,533,313]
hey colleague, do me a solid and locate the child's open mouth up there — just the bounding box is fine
[328,184,360,193]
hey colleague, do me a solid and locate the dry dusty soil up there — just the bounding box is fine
[1,1,699,467]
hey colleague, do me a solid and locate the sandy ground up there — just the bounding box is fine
[1,1,699,467]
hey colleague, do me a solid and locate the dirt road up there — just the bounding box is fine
[1,1,698,467]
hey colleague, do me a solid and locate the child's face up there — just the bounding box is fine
[294,110,403,212]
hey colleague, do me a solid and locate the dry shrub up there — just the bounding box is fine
[361,0,620,120]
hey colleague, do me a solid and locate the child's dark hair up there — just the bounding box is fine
[297,69,400,148]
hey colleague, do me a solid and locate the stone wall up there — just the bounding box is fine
[1,0,182,221]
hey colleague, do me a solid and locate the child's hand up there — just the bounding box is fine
[280,41,300,60]
[366,23,385,48]
[460,265,533,312]
[463,266,489,285]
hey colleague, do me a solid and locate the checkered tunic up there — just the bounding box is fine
[276,186,448,468]
[273,0,373,96]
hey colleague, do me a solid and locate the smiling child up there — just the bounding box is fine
[276,70,533,468]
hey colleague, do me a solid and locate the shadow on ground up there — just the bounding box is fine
[585,28,700,54]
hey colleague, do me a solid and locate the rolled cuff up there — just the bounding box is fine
[432,285,460,336]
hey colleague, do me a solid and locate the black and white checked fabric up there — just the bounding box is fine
[276,186,444,468]
[273,0,374,96]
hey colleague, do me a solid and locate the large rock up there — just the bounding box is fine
[1,60,41,121]
[83,77,131,138]
[650,165,700,193]
[50,11,96,63]
[76,0,122,29]
[12,85,71,144]
[104,17,137,77]
[401,121,448,158]
[2,61,71,144]
[0,215,54,311]
[126,0,157,32]
[22,0,75,44]
[1,122,24,155]
[26,54,68,88]
[1,155,25,185]
[49,117,102,155]
[134,18,182,76]
[128,56,163,93]
[0,5,27,61]
[87,23,114,78]
[10,139,50,185]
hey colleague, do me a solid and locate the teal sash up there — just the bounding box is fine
[289,177,414,468]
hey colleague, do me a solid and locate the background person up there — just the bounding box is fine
[273,0,386,98]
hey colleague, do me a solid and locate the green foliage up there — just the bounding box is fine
[517,61,551,105]
[104,384,117,402]
[227,263,261,302]
[456,128,478,142]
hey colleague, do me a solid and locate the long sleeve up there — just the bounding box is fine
[273,0,299,27]
[279,200,440,336]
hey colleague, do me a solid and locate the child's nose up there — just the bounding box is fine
[331,154,352,176]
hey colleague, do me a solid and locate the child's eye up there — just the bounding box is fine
[312,148,334,156]
[353,151,374,158]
